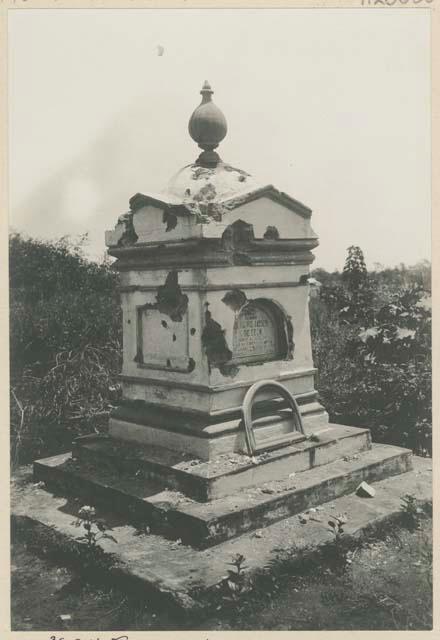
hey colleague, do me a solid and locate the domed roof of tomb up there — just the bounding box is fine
[166,161,261,203]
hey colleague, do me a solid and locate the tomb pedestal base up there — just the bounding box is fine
[108,396,329,460]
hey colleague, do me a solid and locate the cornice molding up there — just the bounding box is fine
[108,237,318,271]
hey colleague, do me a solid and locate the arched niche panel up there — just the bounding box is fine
[231,298,292,365]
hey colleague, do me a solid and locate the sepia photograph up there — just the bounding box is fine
[6,3,434,634]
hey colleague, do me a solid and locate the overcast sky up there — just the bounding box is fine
[8,8,430,270]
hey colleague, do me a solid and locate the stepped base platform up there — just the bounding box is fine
[74,422,372,501]
[12,456,432,613]
[33,423,411,547]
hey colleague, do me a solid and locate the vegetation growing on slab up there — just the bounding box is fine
[73,505,118,550]
[400,494,424,531]
[218,553,252,607]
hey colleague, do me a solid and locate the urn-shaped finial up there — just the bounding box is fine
[188,81,228,168]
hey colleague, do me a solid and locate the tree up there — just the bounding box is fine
[342,245,368,293]
[338,246,374,324]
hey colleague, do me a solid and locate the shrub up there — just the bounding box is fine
[311,253,431,456]
[343,285,432,454]
[9,233,122,465]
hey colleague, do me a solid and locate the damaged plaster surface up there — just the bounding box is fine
[201,308,238,378]
[264,225,280,240]
[142,271,189,323]
[116,211,139,247]
[220,220,257,266]
[221,289,248,312]
[162,208,178,232]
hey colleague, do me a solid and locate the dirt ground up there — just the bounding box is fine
[11,516,432,632]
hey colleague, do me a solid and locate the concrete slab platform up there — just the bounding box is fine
[12,456,431,613]
[34,442,411,547]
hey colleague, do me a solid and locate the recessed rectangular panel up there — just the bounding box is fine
[137,307,192,372]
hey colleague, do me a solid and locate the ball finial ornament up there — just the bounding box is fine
[188,81,228,167]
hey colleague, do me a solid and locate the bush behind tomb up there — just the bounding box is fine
[9,233,122,465]
[310,254,431,456]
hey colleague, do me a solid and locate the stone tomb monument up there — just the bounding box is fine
[34,82,413,552]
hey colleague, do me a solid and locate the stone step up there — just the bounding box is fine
[71,423,372,501]
[33,442,412,548]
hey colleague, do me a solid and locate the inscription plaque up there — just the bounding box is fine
[232,303,279,363]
